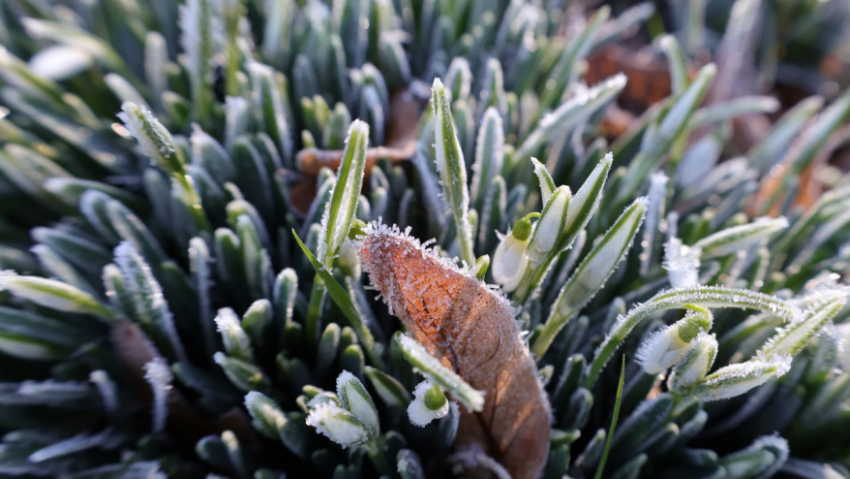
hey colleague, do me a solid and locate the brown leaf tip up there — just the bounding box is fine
[356,221,515,318]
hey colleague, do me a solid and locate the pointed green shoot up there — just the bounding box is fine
[531,157,555,205]
[431,77,475,266]
[318,120,370,268]
[533,197,647,357]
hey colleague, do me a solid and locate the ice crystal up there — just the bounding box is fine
[663,238,701,288]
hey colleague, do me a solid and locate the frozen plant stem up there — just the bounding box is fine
[584,286,798,389]
[364,438,392,476]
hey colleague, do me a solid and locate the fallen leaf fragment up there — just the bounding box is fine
[358,223,550,479]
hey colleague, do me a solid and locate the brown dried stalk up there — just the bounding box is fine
[296,86,424,176]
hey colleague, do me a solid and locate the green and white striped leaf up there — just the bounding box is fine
[396,333,484,412]
[431,77,475,266]
[534,197,647,357]
[0,273,114,320]
[318,120,369,268]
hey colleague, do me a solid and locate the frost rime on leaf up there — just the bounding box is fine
[144,357,172,433]
[114,242,188,363]
[640,172,668,276]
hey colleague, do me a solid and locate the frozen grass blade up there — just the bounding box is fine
[760,299,846,360]
[396,333,484,412]
[431,78,475,266]
[144,357,173,432]
[119,102,210,232]
[693,217,788,259]
[293,229,384,370]
[0,273,114,320]
[690,96,781,129]
[656,35,688,94]
[593,355,626,479]
[318,120,369,268]
[114,242,189,363]
[471,108,505,235]
[179,0,214,124]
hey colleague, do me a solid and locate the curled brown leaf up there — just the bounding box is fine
[359,224,550,479]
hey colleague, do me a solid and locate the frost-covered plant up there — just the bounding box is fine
[0,0,850,478]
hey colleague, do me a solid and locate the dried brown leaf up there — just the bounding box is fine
[359,224,550,479]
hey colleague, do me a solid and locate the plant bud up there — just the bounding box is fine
[336,371,380,437]
[305,402,371,448]
[527,186,570,263]
[493,217,533,292]
[407,381,449,427]
[636,308,713,374]
[668,332,718,393]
